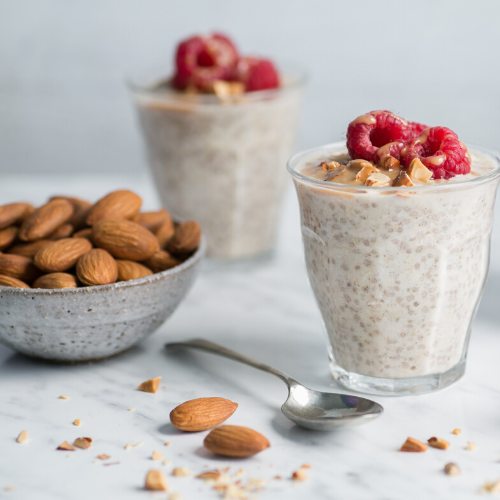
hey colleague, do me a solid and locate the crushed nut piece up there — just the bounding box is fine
[408,158,432,183]
[73,437,92,449]
[365,172,392,187]
[325,164,347,181]
[480,480,500,494]
[59,395,70,400]
[223,484,246,499]
[355,165,380,182]
[301,464,312,469]
[444,463,461,476]
[164,442,170,446]
[349,159,374,170]
[125,443,132,451]
[172,467,191,477]
[322,160,342,171]
[378,156,400,170]
[466,442,477,451]
[169,493,183,500]
[138,377,161,393]
[57,441,76,451]
[213,80,245,98]
[400,437,428,452]
[392,171,414,187]
[428,437,450,450]
[151,451,163,461]
[73,419,81,426]
[196,471,221,481]
[273,475,282,480]
[292,469,308,481]
[452,428,462,435]
[145,470,168,491]
[133,441,144,448]
[97,454,111,460]
[127,407,136,412]
[162,459,172,466]
[16,430,28,444]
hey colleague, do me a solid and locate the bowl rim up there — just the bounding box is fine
[0,236,206,295]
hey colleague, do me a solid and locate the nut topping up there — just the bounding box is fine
[365,172,392,187]
[392,171,414,187]
[408,158,433,183]
[355,165,380,183]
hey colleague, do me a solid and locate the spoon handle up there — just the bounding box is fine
[166,338,297,389]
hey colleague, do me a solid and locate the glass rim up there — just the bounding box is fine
[287,140,500,193]
[126,59,307,104]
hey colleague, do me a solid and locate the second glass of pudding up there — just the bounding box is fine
[288,142,500,396]
[129,66,304,262]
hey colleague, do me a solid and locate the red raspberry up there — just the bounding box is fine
[409,121,429,138]
[173,33,238,92]
[402,126,471,179]
[233,57,280,91]
[346,111,413,162]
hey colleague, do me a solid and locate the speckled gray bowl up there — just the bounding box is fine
[0,238,205,362]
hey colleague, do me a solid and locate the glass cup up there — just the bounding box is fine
[128,65,305,262]
[288,141,500,396]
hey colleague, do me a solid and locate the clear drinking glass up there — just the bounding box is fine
[128,65,305,262]
[288,141,500,396]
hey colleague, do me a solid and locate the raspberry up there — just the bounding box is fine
[402,126,471,179]
[409,121,429,138]
[233,57,280,91]
[173,33,238,92]
[346,111,413,162]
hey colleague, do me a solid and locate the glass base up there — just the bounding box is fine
[201,249,275,273]
[329,358,466,397]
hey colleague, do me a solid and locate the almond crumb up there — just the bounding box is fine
[444,463,461,476]
[365,172,392,187]
[452,428,461,435]
[145,469,168,491]
[301,464,312,469]
[172,467,191,477]
[127,407,136,412]
[379,156,400,170]
[169,493,183,500]
[57,441,76,451]
[408,158,432,182]
[16,430,28,444]
[73,437,92,449]
[164,441,170,446]
[138,377,161,393]
[480,479,500,494]
[151,451,163,461]
[427,437,450,450]
[59,395,70,400]
[466,442,477,451]
[400,437,427,452]
[73,419,81,426]
[292,469,308,481]
[162,459,172,466]
[273,475,282,480]
[97,454,111,460]
[133,441,144,448]
[196,471,221,481]
[125,443,132,451]
[355,164,380,182]
[392,171,414,187]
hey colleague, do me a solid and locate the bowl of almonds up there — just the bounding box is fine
[0,190,205,362]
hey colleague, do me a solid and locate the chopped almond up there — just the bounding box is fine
[164,442,170,446]
[400,437,427,452]
[73,437,92,449]
[444,463,461,476]
[57,441,76,451]
[480,480,500,494]
[169,493,183,500]
[301,464,312,469]
[392,171,414,187]
[273,475,282,480]
[355,165,379,183]
[145,470,168,491]
[427,437,450,450]
[162,459,172,466]
[151,451,163,461]
[16,430,28,444]
[452,428,461,435]
[466,442,477,451]
[59,395,70,400]
[133,441,144,448]
[73,419,81,426]
[378,156,400,170]
[172,467,191,477]
[408,158,432,182]
[196,471,221,481]
[125,443,132,451]
[365,172,392,187]
[292,469,308,481]
[138,377,161,393]
[97,454,111,460]
[127,407,136,412]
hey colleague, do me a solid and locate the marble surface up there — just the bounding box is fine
[2,174,500,500]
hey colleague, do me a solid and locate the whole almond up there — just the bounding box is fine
[116,260,153,281]
[72,228,93,241]
[155,216,175,249]
[132,209,169,233]
[92,220,159,261]
[203,425,270,458]
[50,196,92,212]
[76,249,118,286]
[50,196,92,229]
[86,190,142,226]
[7,240,52,259]
[170,398,238,432]
[0,254,41,282]
[142,250,181,274]
[0,226,18,251]
[167,221,201,257]
[48,223,74,240]
[34,238,92,273]
[33,273,78,289]
[0,275,30,289]
[0,203,35,230]
[19,199,74,242]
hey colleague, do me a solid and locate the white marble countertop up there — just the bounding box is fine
[2,174,500,500]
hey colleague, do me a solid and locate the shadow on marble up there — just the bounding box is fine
[158,423,185,436]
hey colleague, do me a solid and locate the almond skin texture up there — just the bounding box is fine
[33,273,78,289]
[34,238,92,273]
[142,250,182,273]
[76,249,118,286]
[0,226,18,251]
[72,228,93,241]
[155,216,175,249]
[0,274,30,288]
[132,209,169,233]
[116,260,153,281]
[0,203,35,230]
[170,398,238,432]
[86,190,142,226]
[50,196,92,212]
[204,425,270,458]
[92,220,159,261]
[19,199,74,242]
[0,254,41,283]
[48,223,74,240]
[7,240,52,258]
[167,221,201,257]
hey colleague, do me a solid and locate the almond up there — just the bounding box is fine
[7,240,52,258]
[0,254,41,283]
[167,221,201,257]
[427,437,450,450]
[48,223,74,240]
[34,238,92,273]
[156,217,175,249]
[0,274,30,288]
[0,203,35,230]
[142,250,181,274]
[92,220,159,261]
[138,376,161,393]
[18,199,74,242]
[170,398,238,432]
[116,260,153,281]
[76,249,118,286]
[392,171,414,187]
[0,226,18,251]
[57,441,76,451]
[50,196,92,212]
[72,228,93,241]
[203,425,270,458]
[400,437,427,452]
[86,190,142,226]
[73,437,92,449]
[145,470,168,491]
[132,209,169,233]
[33,273,78,289]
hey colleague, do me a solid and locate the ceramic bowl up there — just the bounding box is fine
[0,239,205,362]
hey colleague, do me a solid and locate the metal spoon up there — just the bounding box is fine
[166,338,383,431]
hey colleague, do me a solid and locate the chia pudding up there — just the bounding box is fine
[288,113,500,395]
[129,33,304,260]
